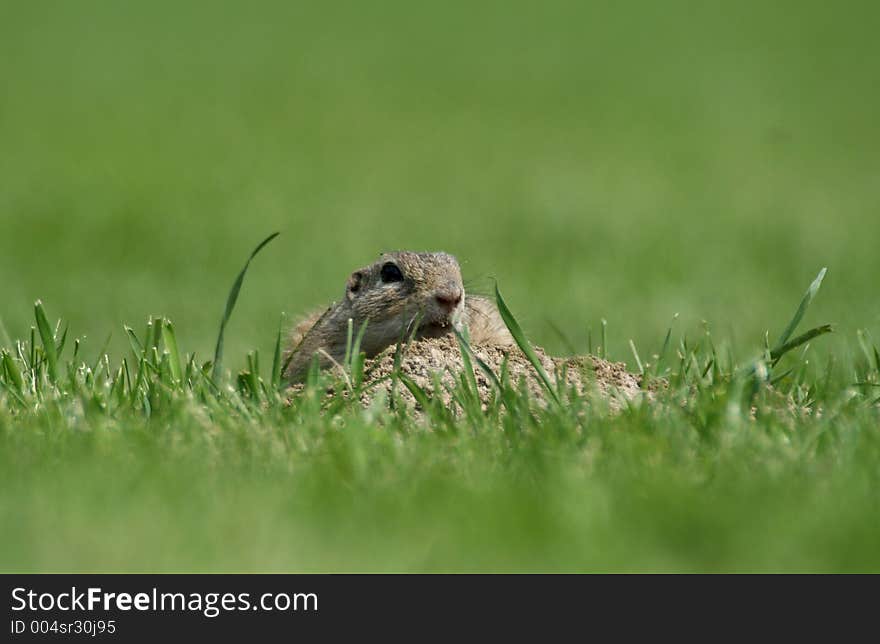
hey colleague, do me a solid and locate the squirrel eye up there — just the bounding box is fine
[380,262,404,283]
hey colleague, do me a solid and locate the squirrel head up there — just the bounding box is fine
[343,251,466,353]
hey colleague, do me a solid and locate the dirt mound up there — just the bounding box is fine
[361,335,643,410]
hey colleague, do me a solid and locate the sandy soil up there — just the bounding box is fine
[357,335,643,410]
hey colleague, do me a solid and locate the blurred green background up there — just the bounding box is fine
[2,0,878,365]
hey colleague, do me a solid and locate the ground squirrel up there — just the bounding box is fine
[283,251,514,382]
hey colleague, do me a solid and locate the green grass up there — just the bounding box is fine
[1,0,880,571]
[1,265,879,571]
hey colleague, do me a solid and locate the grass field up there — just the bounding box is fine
[1,1,879,572]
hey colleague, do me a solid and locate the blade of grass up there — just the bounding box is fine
[125,325,145,360]
[454,328,504,393]
[149,317,162,354]
[343,318,354,368]
[454,330,480,399]
[271,321,283,389]
[399,374,433,412]
[655,313,678,376]
[212,232,280,382]
[56,323,69,358]
[29,327,36,371]
[2,350,24,394]
[349,319,369,388]
[34,300,58,383]
[772,267,827,352]
[629,339,644,376]
[770,325,833,365]
[494,284,559,405]
[161,319,183,384]
[90,333,113,375]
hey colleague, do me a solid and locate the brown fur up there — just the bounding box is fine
[283,251,513,382]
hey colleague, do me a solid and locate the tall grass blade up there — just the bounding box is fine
[271,322,283,389]
[349,319,369,388]
[772,267,827,352]
[655,313,678,376]
[149,317,162,354]
[629,339,644,375]
[343,318,354,367]
[34,300,58,383]
[125,325,145,359]
[454,328,504,393]
[399,374,432,411]
[494,284,559,404]
[2,350,24,394]
[212,232,280,382]
[28,327,35,370]
[161,319,183,383]
[56,323,69,358]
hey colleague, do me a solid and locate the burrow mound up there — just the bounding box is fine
[359,335,644,409]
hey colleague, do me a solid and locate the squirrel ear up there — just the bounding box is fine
[346,271,363,299]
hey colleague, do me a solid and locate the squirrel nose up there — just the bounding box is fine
[435,288,463,312]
